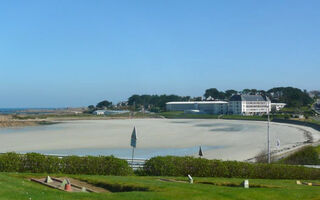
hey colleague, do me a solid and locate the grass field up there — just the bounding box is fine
[1,173,320,200]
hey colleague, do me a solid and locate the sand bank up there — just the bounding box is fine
[0,119,318,161]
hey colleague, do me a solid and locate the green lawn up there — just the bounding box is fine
[1,173,320,200]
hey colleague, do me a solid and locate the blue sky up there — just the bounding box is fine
[0,0,319,107]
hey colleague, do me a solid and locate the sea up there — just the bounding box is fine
[0,108,61,115]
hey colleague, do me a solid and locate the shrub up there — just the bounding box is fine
[143,156,320,179]
[280,146,320,165]
[0,152,133,175]
[254,150,276,163]
[0,152,22,172]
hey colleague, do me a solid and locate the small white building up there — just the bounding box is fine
[93,110,130,115]
[228,95,271,115]
[271,103,286,112]
[166,101,228,114]
[93,110,106,115]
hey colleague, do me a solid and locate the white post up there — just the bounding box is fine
[188,174,193,184]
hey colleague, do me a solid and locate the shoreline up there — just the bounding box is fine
[0,120,57,128]
[0,117,319,162]
[0,115,58,128]
[244,122,320,162]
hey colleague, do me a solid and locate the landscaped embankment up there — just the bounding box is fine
[0,152,133,176]
[1,153,320,179]
[142,156,320,180]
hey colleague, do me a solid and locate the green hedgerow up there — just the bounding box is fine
[0,152,133,176]
[143,156,320,179]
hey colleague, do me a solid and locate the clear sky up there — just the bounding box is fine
[0,0,319,108]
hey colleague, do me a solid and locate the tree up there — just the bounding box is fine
[241,89,251,95]
[96,100,112,109]
[127,94,191,111]
[267,87,313,107]
[204,88,225,99]
[225,90,237,99]
[241,89,258,95]
[310,90,320,99]
[257,90,267,96]
[88,105,95,110]
[192,96,202,101]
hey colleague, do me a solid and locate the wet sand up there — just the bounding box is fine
[0,119,319,161]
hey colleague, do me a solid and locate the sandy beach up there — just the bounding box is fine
[0,119,319,161]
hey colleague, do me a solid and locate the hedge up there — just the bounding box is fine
[279,146,320,165]
[0,152,133,176]
[143,156,320,179]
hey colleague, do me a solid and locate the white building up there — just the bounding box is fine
[271,103,286,112]
[228,95,271,115]
[93,110,130,115]
[93,110,105,115]
[166,101,229,114]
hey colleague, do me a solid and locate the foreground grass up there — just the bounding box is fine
[1,173,320,200]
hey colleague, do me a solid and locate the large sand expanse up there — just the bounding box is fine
[0,119,319,161]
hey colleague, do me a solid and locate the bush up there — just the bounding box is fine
[143,156,320,179]
[0,152,133,175]
[254,150,276,163]
[280,146,320,165]
[0,152,22,172]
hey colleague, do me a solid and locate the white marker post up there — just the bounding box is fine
[188,174,193,184]
[130,126,137,167]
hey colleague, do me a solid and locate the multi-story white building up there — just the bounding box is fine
[228,95,271,115]
[166,95,272,115]
[166,101,228,114]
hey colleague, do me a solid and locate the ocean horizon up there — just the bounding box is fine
[0,108,64,114]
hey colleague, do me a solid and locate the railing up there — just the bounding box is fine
[304,165,320,169]
[126,158,146,170]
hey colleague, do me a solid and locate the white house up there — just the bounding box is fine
[271,103,286,112]
[93,110,106,115]
[93,110,130,115]
[228,95,271,115]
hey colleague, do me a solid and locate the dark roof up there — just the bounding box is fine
[229,95,242,101]
[229,95,269,101]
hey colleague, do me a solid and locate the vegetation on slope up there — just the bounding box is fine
[1,173,320,200]
[0,152,132,176]
[142,156,320,180]
[279,146,320,165]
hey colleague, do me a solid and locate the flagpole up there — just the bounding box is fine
[131,147,135,166]
[267,101,270,164]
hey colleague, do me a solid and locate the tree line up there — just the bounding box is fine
[88,87,314,112]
